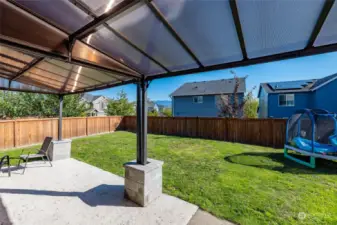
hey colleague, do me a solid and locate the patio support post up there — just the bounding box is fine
[58,94,63,141]
[48,94,72,161]
[136,80,142,163]
[125,78,163,206]
[136,78,148,165]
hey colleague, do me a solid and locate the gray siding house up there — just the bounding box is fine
[132,100,159,113]
[171,78,246,117]
[81,93,109,116]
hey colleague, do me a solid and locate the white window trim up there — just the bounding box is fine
[278,94,295,107]
[193,96,203,104]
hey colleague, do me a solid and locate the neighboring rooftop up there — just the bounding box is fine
[81,93,107,103]
[156,100,172,108]
[171,78,246,97]
[131,99,157,108]
[259,73,337,95]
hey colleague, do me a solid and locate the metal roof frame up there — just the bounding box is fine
[0,0,337,95]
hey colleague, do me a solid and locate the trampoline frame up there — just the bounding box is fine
[284,109,337,168]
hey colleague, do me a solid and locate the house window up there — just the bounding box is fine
[279,94,295,107]
[193,96,203,104]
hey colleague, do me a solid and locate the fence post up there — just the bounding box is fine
[13,121,16,148]
[272,119,275,148]
[196,117,199,138]
[86,117,88,136]
[108,117,111,133]
[224,119,228,141]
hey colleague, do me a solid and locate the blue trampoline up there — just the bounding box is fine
[284,109,337,168]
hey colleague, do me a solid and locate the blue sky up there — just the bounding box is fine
[92,52,337,102]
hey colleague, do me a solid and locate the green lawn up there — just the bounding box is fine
[3,131,337,225]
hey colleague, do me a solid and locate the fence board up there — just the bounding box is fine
[109,117,123,132]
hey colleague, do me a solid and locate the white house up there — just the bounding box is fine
[131,99,159,113]
[81,93,109,116]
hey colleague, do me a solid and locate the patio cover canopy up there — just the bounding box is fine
[1,0,337,95]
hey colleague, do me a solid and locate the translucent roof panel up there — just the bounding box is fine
[153,0,243,66]
[0,78,10,87]
[40,59,126,92]
[0,45,34,64]
[15,0,93,33]
[87,26,165,75]
[0,55,25,71]
[107,2,199,72]
[0,63,20,74]
[72,41,140,77]
[314,3,337,47]
[29,66,93,88]
[24,68,90,92]
[236,0,325,58]
[0,45,35,79]
[36,61,101,88]
[1,1,69,54]
[12,78,58,93]
[81,0,124,17]
[22,72,64,90]
[46,59,124,83]
[0,70,15,78]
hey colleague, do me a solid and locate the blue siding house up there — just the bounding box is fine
[171,78,246,117]
[258,73,337,118]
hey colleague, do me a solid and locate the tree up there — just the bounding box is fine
[0,91,88,119]
[105,90,135,116]
[217,71,256,118]
[244,96,259,118]
[148,110,159,116]
[21,93,57,117]
[161,108,172,117]
[63,94,89,117]
[0,92,27,119]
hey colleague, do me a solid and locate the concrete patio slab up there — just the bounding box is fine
[0,159,198,225]
[188,210,235,225]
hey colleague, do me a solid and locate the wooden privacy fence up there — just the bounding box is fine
[0,117,123,150]
[0,116,287,150]
[123,116,287,148]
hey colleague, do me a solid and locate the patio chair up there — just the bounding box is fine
[0,155,11,177]
[17,137,53,174]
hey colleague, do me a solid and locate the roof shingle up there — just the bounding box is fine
[171,78,246,97]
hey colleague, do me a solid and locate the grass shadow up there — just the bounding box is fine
[225,152,337,174]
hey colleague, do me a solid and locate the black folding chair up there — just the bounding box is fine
[0,155,11,177]
[17,137,53,174]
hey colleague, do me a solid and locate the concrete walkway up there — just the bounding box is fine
[0,159,197,225]
[188,210,235,225]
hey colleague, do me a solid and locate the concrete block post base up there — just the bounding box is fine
[124,158,164,207]
[48,139,72,161]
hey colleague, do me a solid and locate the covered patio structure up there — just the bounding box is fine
[1,0,337,222]
[1,0,337,163]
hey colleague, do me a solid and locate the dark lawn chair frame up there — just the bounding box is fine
[17,137,53,174]
[0,155,11,177]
